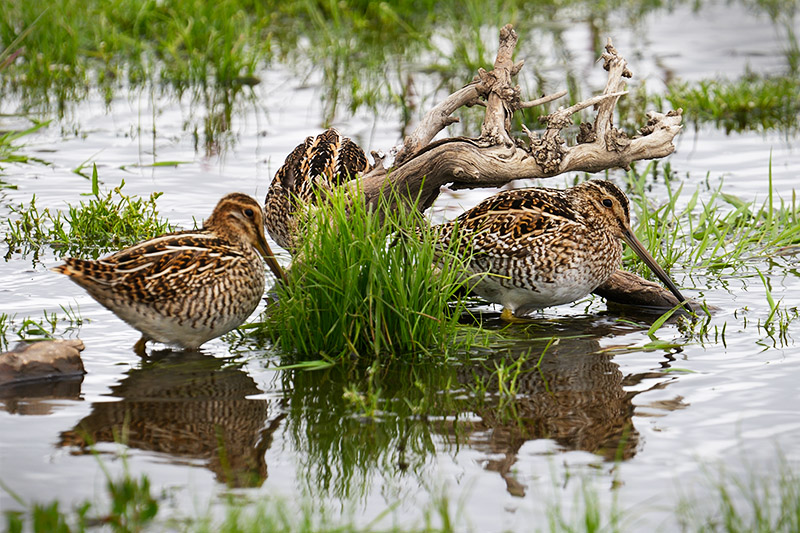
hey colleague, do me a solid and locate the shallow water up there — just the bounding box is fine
[2,1,800,531]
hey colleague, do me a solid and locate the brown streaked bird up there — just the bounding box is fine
[264,127,370,252]
[52,193,287,352]
[432,180,691,321]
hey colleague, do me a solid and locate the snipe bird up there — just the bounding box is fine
[433,180,691,320]
[264,128,370,252]
[53,193,286,352]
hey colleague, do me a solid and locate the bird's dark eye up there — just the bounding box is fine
[602,199,613,208]
[244,208,255,218]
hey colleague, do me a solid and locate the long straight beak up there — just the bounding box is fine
[255,229,289,285]
[621,228,692,313]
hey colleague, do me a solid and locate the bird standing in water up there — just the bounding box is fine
[432,180,691,320]
[53,193,286,352]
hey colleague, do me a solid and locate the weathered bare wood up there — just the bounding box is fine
[593,270,690,310]
[394,84,482,166]
[355,32,683,216]
[519,90,568,109]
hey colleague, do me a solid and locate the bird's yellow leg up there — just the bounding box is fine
[133,336,149,357]
[500,308,535,324]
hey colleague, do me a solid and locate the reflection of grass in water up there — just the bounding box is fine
[279,329,639,502]
[280,357,467,500]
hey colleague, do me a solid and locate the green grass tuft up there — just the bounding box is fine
[622,160,800,277]
[5,174,173,262]
[265,186,480,360]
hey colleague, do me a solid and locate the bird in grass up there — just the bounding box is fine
[264,128,370,252]
[53,193,287,353]
[432,180,691,321]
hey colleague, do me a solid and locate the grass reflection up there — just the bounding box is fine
[279,315,674,501]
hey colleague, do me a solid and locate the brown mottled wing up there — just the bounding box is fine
[61,233,248,303]
[450,189,581,258]
[335,136,370,183]
[277,128,370,199]
[277,136,315,190]
[264,128,370,251]
[306,128,369,188]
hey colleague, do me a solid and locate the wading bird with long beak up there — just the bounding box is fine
[431,180,692,320]
[53,193,287,352]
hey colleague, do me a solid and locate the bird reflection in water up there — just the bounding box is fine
[59,350,285,488]
[439,316,688,497]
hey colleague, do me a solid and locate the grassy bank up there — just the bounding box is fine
[622,160,800,276]
[2,0,797,134]
[4,167,172,263]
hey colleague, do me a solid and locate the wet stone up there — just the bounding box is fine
[0,339,86,386]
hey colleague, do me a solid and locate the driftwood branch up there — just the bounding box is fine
[355,29,682,215]
[593,270,683,309]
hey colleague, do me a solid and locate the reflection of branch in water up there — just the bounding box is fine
[58,351,284,488]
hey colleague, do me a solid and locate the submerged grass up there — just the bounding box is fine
[7,452,800,532]
[3,469,461,533]
[676,453,800,533]
[265,187,481,360]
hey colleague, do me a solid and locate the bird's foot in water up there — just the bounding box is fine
[500,308,536,324]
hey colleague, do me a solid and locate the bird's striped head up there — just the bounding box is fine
[205,193,287,283]
[574,180,691,311]
[572,179,631,237]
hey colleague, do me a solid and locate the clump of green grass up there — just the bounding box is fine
[663,75,800,134]
[265,187,479,360]
[4,165,173,262]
